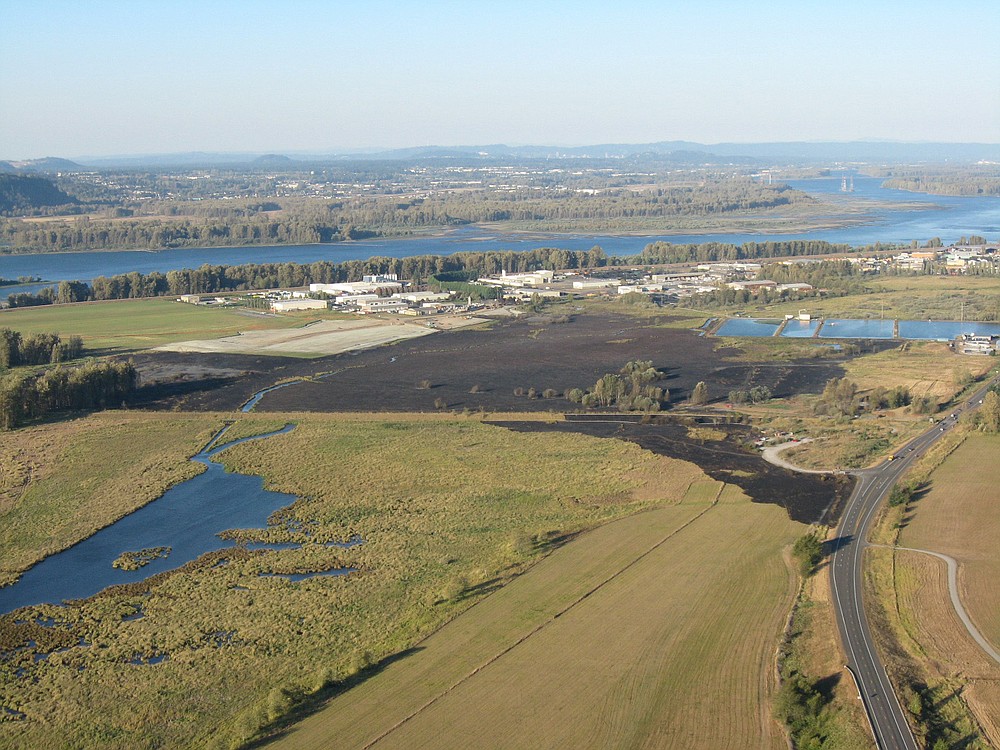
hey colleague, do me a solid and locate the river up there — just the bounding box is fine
[0,176,997,296]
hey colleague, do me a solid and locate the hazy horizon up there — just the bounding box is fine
[2,0,998,159]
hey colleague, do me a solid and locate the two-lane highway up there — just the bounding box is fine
[829,374,998,749]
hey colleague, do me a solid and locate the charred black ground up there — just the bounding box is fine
[128,310,856,525]
[133,311,848,414]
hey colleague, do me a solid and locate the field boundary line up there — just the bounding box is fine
[874,544,1000,666]
[362,498,721,749]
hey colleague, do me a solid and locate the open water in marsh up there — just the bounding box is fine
[0,424,310,615]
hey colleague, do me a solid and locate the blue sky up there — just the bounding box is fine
[1,0,998,158]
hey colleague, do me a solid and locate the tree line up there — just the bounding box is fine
[0,360,137,430]
[0,181,808,252]
[0,328,84,368]
[6,239,868,308]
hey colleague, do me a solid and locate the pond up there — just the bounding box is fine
[898,320,1000,340]
[713,316,1000,342]
[818,319,896,339]
[0,424,314,615]
[715,318,781,337]
[779,319,822,338]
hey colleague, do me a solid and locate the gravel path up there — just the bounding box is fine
[759,439,833,475]
[875,544,1000,665]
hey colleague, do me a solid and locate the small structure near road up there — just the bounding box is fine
[956,333,998,355]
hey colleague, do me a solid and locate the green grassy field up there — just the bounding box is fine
[267,481,803,750]
[0,414,709,749]
[0,298,301,353]
[903,434,1000,649]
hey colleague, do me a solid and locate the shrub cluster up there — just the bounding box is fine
[566,360,667,412]
[728,385,772,405]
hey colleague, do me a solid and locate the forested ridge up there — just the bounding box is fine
[0,174,78,214]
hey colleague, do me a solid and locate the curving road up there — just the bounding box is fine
[829,375,998,749]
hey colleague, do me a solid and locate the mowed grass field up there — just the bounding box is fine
[0,298,301,353]
[267,480,803,750]
[894,433,1000,744]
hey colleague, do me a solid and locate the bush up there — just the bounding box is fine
[690,381,709,405]
[888,483,914,507]
[792,531,823,576]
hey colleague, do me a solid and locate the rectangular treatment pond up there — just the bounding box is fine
[897,320,1000,340]
[715,318,782,337]
[779,319,822,338]
[818,319,895,339]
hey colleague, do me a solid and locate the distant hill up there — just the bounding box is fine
[251,154,296,167]
[49,141,1000,169]
[4,157,85,173]
[362,141,1000,164]
[0,174,78,213]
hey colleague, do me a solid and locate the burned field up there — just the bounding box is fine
[128,310,852,525]
[134,311,846,415]
[496,417,853,524]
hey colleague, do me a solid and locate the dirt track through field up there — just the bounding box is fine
[881,545,1000,665]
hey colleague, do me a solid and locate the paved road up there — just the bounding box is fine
[829,375,998,749]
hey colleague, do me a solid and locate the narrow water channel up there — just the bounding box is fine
[0,424,303,615]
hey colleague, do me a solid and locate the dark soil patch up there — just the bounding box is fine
[133,311,847,414]
[490,416,854,525]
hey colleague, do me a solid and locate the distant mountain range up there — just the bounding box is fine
[4,141,1000,170]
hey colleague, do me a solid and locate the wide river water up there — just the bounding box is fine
[1,176,998,295]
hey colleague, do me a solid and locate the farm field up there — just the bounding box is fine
[842,341,994,401]
[894,433,1000,744]
[863,432,1000,748]
[0,414,715,749]
[266,481,803,750]
[0,298,301,353]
